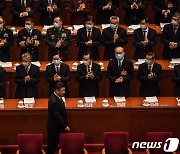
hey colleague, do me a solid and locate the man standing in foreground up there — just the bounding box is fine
[46,82,70,154]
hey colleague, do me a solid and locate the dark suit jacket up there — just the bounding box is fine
[161,24,180,60]
[77,62,102,97]
[94,0,119,24]
[133,27,157,60]
[14,64,40,98]
[138,62,162,97]
[107,58,134,97]
[101,26,127,60]
[47,93,68,134]
[17,28,42,61]
[76,27,101,60]
[0,67,6,98]
[39,0,61,25]
[68,0,89,25]
[171,64,180,96]
[153,0,178,25]
[123,0,147,26]
[45,27,72,61]
[0,27,14,62]
[0,0,6,16]
[46,63,70,97]
[10,0,36,26]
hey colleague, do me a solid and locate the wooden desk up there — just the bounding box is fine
[0,97,180,145]
[7,24,164,61]
[4,60,175,98]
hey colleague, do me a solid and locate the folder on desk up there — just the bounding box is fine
[84,97,96,103]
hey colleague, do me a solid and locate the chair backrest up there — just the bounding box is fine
[147,132,173,154]
[18,134,43,154]
[104,132,129,154]
[4,82,9,99]
[60,133,85,154]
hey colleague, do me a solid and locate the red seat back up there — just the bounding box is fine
[60,133,85,154]
[147,132,173,154]
[104,132,129,154]
[18,134,43,154]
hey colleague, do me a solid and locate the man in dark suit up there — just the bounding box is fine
[138,52,162,97]
[0,66,6,98]
[94,0,119,24]
[46,52,70,97]
[10,0,36,26]
[68,0,90,25]
[39,0,61,25]
[171,64,180,96]
[17,18,41,62]
[0,0,6,16]
[77,52,102,97]
[101,16,127,60]
[14,53,40,98]
[46,82,70,154]
[161,12,180,60]
[133,16,157,60]
[76,16,101,60]
[107,46,134,97]
[153,0,178,26]
[46,16,72,61]
[0,16,14,62]
[123,0,147,26]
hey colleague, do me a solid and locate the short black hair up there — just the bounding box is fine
[146,52,155,59]
[55,82,65,90]
[83,51,93,60]
[140,16,150,23]
[52,51,62,57]
[173,12,180,18]
[85,15,94,23]
[54,16,63,22]
[25,17,34,23]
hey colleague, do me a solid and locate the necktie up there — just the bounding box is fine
[148,65,152,73]
[87,30,91,40]
[173,28,177,36]
[88,66,91,72]
[143,31,147,40]
[60,97,65,106]
[21,0,26,12]
[48,0,52,5]
[25,67,28,74]
[56,67,59,73]
[118,61,122,71]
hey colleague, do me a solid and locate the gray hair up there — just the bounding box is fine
[110,16,120,22]
[173,12,180,18]
[22,53,32,60]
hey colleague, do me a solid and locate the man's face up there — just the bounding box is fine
[140,19,149,27]
[53,55,61,61]
[110,18,119,26]
[83,54,91,65]
[115,47,125,55]
[172,16,180,25]
[54,18,63,27]
[56,87,65,97]
[86,20,94,26]
[25,20,34,28]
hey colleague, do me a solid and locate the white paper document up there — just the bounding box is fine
[128,25,140,30]
[73,25,84,31]
[0,98,4,104]
[24,98,35,104]
[145,96,158,103]
[114,96,126,103]
[31,61,41,67]
[160,23,170,29]
[0,62,12,67]
[101,24,110,29]
[84,97,96,103]
[43,25,54,29]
